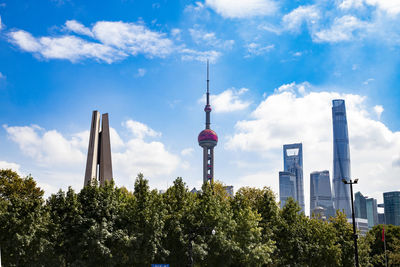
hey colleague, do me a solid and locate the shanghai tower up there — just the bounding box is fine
[332,99,352,217]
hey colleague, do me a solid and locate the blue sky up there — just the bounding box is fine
[0,0,399,214]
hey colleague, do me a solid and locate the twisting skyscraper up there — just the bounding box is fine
[198,61,218,185]
[282,143,305,212]
[332,99,351,217]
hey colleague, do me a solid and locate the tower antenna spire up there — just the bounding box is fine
[206,59,210,105]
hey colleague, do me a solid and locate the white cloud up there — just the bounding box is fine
[8,20,176,63]
[92,21,174,58]
[123,119,161,139]
[113,138,180,178]
[366,0,400,15]
[111,120,180,180]
[226,85,400,209]
[171,28,181,40]
[275,82,310,95]
[181,147,194,156]
[282,5,320,33]
[0,161,21,173]
[339,0,364,10]
[0,72,5,79]
[340,0,400,15]
[9,30,42,52]
[258,23,282,35]
[8,20,228,63]
[0,16,2,31]
[180,48,221,63]
[313,15,368,43]
[9,31,125,63]
[189,27,234,49]
[4,124,86,166]
[373,105,384,119]
[65,20,93,37]
[184,1,206,13]
[200,88,251,113]
[245,43,274,57]
[363,78,375,85]
[205,0,278,18]
[135,68,146,77]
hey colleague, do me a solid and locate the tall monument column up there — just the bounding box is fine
[198,61,218,185]
[84,111,113,186]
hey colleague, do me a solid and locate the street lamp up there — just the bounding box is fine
[342,178,359,267]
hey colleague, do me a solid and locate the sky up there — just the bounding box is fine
[0,0,399,215]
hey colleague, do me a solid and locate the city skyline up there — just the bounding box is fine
[1,0,400,216]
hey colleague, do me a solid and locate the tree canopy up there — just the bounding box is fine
[0,169,398,266]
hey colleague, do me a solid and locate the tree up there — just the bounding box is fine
[329,211,355,267]
[0,169,46,266]
[162,177,197,266]
[367,224,400,267]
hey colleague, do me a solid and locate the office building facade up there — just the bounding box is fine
[310,170,335,218]
[279,171,297,208]
[354,192,367,219]
[283,143,305,212]
[383,191,400,226]
[332,99,352,217]
[366,198,378,228]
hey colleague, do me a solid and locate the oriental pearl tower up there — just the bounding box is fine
[198,61,218,185]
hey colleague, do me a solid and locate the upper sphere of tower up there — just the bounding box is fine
[204,105,212,112]
[198,129,218,147]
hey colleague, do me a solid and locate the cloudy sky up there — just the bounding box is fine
[0,0,399,215]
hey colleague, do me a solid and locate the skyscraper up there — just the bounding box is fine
[84,111,113,186]
[283,143,304,212]
[354,191,367,219]
[383,191,400,226]
[366,198,378,228]
[279,171,297,208]
[332,99,352,217]
[310,171,335,217]
[198,61,218,185]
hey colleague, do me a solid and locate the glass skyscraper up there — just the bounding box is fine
[279,171,297,208]
[310,170,335,218]
[283,143,305,212]
[354,191,378,229]
[332,99,352,218]
[383,191,400,226]
[366,198,378,228]
[355,192,367,219]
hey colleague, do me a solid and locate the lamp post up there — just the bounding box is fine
[342,178,359,267]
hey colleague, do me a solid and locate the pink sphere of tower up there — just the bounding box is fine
[198,129,218,148]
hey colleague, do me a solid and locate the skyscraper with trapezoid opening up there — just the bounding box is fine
[283,143,305,212]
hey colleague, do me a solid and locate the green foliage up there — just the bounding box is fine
[366,224,400,267]
[0,169,46,267]
[0,168,396,266]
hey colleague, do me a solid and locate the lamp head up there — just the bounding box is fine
[342,178,347,184]
[354,178,359,184]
